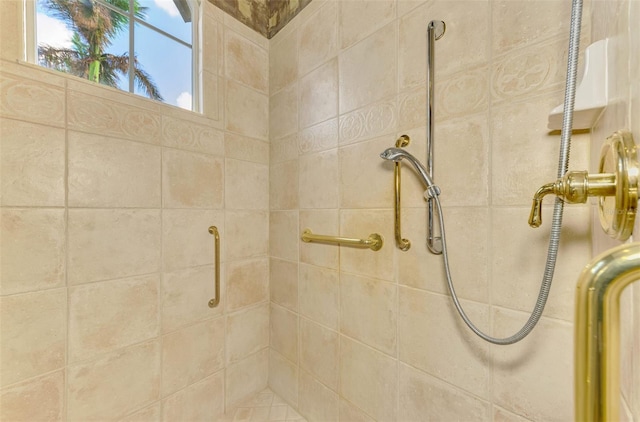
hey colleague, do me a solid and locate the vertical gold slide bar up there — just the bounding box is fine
[395,135,411,251]
[208,226,220,308]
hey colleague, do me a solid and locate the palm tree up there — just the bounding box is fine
[38,0,163,101]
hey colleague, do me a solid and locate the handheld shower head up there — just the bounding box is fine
[380,147,437,190]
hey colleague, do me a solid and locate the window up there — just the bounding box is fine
[28,0,199,111]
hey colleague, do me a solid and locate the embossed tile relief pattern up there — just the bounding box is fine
[1,0,270,421]
[265,1,619,422]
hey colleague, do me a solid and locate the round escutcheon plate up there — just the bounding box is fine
[598,130,639,240]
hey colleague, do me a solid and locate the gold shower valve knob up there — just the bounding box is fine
[528,130,639,241]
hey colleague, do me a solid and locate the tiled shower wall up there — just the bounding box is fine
[268,1,606,421]
[0,2,271,420]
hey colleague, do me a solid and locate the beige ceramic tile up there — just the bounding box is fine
[0,69,65,127]
[298,1,337,77]
[226,349,269,408]
[225,80,269,141]
[299,318,339,390]
[398,363,491,421]
[339,97,397,146]
[226,304,270,364]
[225,159,269,210]
[270,303,298,363]
[398,287,491,399]
[339,336,397,422]
[339,209,395,281]
[67,90,162,145]
[339,0,395,50]
[299,263,339,330]
[270,211,299,261]
[225,132,269,165]
[493,406,534,422]
[440,117,491,202]
[162,265,222,333]
[270,27,298,94]
[492,309,574,422]
[162,209,223,272]
[0,289,66,387]
[399,1,489,89]
[202,13,220,75]
[0,370,65,422]
[397,207,490,304]
[269,349,299,407]
[491,206,591,322]
[298,370,339,422]
[270,83,298,140]
[271,160,299,210]
[162,148,224,209]
[68,209,161,285]
[299,209,339,270]
[436,66,490,121]
[69,274,159,363]
[162,318,225,396]
[271,133,299,164]
[225,29,268,94]
[299,59,338,129]
[203,73,222,122]
[339,22,396,114]
[225,210,269,261]
[162,371,225,421]
[299,118,339,155]
[299,149,339,209]
[340,272,397,356]
[270,258,298,312]
[226,258,269,311]
[339,399,375,422]
[491,37,569,104]
[161,116,225,156]
[339,135,394,209]
[0,208,65,295]
[492,0,571,53]
[1,119,65,206]
[0,0,23,60]
[68,131,161,208]
[121,403,161,422]
[67,341,160,421]
[491,94,589,206]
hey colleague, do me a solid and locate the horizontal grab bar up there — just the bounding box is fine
[301,229,383,251]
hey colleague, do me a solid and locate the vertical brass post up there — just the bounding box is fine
[395,135,411,251]
[208,226,220,308]
[575,242,640,421]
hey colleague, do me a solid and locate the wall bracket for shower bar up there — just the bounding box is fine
[528,130,638,240]
[394,135,412,251]
[426,20,446,254]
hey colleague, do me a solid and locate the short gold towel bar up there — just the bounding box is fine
[301,229,383,251]
[208,226,220,308]
[575,242,640,421]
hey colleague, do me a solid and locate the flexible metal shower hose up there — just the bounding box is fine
[438,0,583,345]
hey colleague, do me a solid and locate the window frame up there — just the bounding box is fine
[23,0,202,112]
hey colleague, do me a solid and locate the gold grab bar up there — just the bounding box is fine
[208,226,220,308]
[575,242,640,421]
[301,229,383,251]
[394,135,411,251]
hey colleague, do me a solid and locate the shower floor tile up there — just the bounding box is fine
[218,388,307,422]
